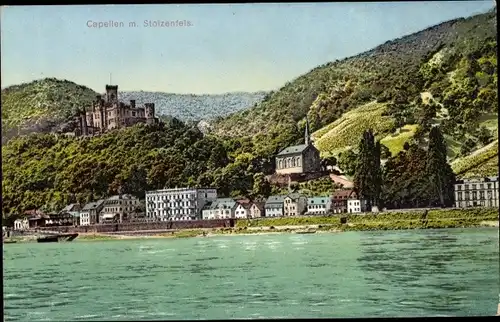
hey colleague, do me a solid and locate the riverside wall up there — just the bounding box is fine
[33,219,237,233]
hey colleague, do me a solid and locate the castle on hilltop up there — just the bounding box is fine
[75,84,158,136]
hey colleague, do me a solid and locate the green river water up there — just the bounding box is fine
[3,228,499,320]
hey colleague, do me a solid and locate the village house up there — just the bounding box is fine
[234,199,252,219]
[283,193,308,216]
[275,118,321,175]
[13,218,29,231]
[454,176,499,208]
[331,189,357,214]
[249,201,265,218]
[265,195,285,217]
[306,197,331,216]
[80,200,105,226]
[201,201,216,220]
[202,198,237,220]
[21,210,49,229]
[347,199,368,214]
[59,203,82,225]
[100,194,141,223]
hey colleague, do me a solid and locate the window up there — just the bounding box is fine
[458,192,463,200]
[472,184,476,190]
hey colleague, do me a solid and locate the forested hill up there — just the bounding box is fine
[1,79,98,143]
[212,8,498,164]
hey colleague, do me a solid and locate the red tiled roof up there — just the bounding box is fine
[332,189,356,200]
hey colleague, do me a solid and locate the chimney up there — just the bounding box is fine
[130,100,136,108]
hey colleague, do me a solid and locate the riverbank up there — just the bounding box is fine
[4,208,498,243]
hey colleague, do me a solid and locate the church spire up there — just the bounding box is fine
[305,116,311,146]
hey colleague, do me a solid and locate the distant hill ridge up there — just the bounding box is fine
[119,90,267,122]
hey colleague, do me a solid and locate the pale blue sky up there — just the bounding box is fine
[1,2,495,94]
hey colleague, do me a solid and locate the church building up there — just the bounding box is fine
[275,118,321,175]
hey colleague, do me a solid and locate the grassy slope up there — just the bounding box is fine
[451,140,499,178]
[312,101,394,156]
[380,124,419,156]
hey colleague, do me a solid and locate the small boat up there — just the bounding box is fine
[3,240,17,244]
[37,235,59,243]
[37,233,79,243]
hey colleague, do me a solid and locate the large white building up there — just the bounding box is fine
[145,187,217,221]
[454,176,499,208]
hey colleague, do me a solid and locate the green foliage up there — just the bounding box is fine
[476,126,494,146]
[382,144,431,208]
[1,122,259,215]
[337,149,357,176]
[425,126,455,207]
[297,177,336,197]
[451,140,499,178]
[313,101,395,154]
[460,138,477,156]
[380,124,418,156]
[1,78,97,142]
[354,129,382,209]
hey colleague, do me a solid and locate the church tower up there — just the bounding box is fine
[304,116,311,146]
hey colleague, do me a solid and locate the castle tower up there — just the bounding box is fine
[145,103,156,124]
[105,85,118,103]
[82,106,88,136]
[99,103,105,132]
[304,116,311,146]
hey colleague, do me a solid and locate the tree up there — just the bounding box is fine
[380,144,391,159]
[337,150,357,176]
[353,129,382,211]
[425,126,455,207]
[460,138,476,156]
[477,126,492,146]
[251,172,271,198]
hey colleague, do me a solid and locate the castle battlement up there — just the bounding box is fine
[76,84,158,137]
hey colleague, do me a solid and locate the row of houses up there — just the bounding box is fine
[144,187,367,221]
[13,194,142,230]
[12,176,499,230]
